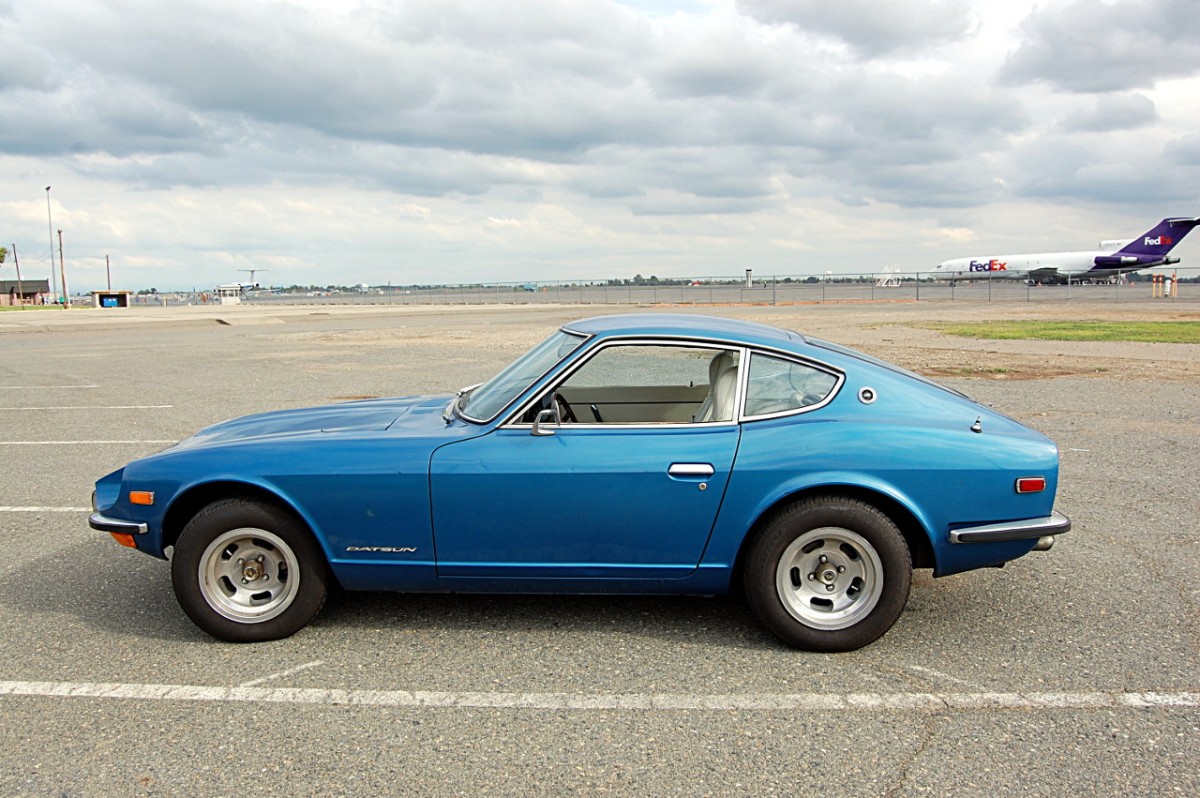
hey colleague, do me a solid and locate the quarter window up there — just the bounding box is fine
[744,353,838,417]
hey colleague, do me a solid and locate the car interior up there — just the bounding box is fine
[516,344,840,426]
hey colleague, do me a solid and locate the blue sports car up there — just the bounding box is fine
[90,314,1069,651]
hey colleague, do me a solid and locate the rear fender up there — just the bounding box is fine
[706,470,939,575]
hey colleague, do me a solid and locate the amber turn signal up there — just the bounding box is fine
[109,532,137,548]
[129,490,155,506]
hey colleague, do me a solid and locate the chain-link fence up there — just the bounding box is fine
[112,266,1200,307]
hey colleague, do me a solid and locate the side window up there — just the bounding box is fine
[555,345,740,423]
[744,352,838,417]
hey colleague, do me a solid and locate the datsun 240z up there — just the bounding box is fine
[90,314,1069,651]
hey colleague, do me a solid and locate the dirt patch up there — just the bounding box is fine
[740,304,1200,382]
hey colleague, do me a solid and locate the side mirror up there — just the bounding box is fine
[532,407,559,437]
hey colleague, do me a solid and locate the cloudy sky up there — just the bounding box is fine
[2,0,1198,291]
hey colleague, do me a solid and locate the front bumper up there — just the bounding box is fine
[949,511,1071,544]
[88,512,148,536]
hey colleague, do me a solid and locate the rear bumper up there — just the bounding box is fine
[949,511,1071,544]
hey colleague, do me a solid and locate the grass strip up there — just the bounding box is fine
[923,320,1200,344]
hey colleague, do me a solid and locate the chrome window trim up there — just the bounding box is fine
[501,337,748,430]
[738,350,845,422]
[457,329,591,425]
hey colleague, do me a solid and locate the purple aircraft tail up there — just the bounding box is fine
[1115,217,1200,257]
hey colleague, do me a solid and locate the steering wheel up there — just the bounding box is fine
[552,391,577,423]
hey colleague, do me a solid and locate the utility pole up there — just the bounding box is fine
[57,229,69,309]
[11,243,24,309]
[46,186,58,302]
[106,255,112,291]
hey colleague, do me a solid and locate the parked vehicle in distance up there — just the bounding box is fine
[90,314,1069,651]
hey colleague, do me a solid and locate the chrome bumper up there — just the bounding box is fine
[949,511,1071,545]
[89,512,148,536]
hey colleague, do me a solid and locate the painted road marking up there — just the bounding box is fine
[0,385,99,390]
[0,440,176,445]
[240,661,327,688]
[0,405,173,410]
[0,682,1196,711]
[0,506,91,513]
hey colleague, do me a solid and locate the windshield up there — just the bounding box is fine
[458,329,586,422]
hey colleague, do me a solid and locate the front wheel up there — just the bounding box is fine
[171,498,328,642]
[744,497,912,651]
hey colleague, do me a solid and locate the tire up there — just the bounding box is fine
[171,498,328,642]
[743,496,912,652]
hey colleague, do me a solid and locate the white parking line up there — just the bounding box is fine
[0,506,91,513]
[907,664,984,691]
[0,440,176,445]
[0,385,99,390]
[0,405,173,410]
[240,661,327,688]
[0,682,1196,711]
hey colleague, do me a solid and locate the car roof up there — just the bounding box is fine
[563,313,803,349]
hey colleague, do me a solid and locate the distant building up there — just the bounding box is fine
[1,279,50,307]
[91,290,134,308]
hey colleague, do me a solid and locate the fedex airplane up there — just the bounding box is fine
[932,217,1200,284]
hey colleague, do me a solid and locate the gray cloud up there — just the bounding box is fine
[1059,93,1159,133]
[2,0,1199,288]
[3,0,1031,212]
[1163,134,1200,166]
[737,0,975,59]
[999,0,1200,93]
[1009,133,1196,205]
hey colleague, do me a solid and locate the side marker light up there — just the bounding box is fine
[129,491,155,506]
[110,532,137,548]
[1015,477,1046,494]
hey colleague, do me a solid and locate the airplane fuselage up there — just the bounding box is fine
[935,251,1111,282]
[933,217,1198,284]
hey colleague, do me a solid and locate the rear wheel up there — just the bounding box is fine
[171,498,328,642]
[744,497,911,651]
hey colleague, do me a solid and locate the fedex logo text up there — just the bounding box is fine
[968,259,1007,272]
[1145,236,1174,246]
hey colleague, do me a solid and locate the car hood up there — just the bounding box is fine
[173,395,453,449]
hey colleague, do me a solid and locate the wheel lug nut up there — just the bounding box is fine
[825,583,835,592]
[837,566,845,573]
[818,555,828,563]
[807,573,816,581]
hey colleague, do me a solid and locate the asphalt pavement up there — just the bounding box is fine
[1,303,1196,797]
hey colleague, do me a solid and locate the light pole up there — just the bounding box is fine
[57,229,69,309]
[46,186,59,303]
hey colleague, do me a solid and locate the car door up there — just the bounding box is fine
[429,342,742,582]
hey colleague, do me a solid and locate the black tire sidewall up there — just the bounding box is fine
[171,498,328,642]
[745,497,912,652]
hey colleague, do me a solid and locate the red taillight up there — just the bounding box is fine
[1015,477,1046,494]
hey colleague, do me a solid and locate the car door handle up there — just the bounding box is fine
[668,463,715,478]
